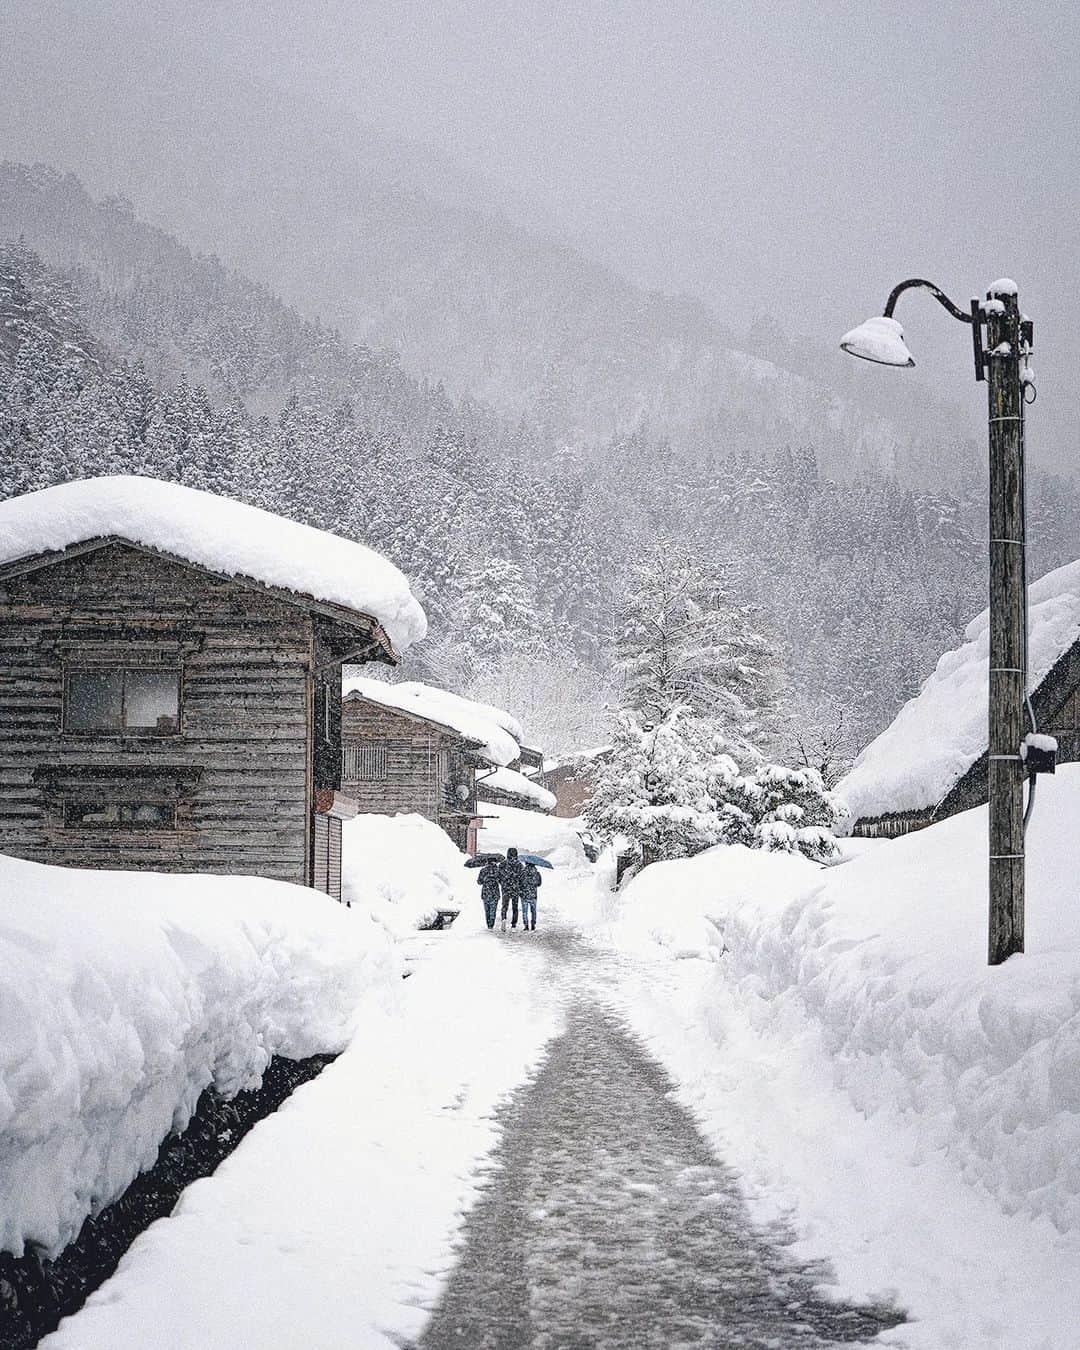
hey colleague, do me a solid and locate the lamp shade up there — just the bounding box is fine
[839,315,915,367]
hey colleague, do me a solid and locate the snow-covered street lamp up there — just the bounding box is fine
[841,277,1040,967]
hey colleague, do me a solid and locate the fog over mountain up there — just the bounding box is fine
[3,0,1077,474]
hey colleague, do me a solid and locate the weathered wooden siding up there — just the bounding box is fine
[341,699,442,822]
[0,543,313,885]
[341,698,480,851]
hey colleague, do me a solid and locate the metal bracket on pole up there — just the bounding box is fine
[971,298,985,381]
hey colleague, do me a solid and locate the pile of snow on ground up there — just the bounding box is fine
[0,476,427,651]
[342,676,521,765]
[0,854,400,1259]
[611,765,1080,1237]
[478,805,588,871]
[341,813,474,937]
[838,557,1080,822]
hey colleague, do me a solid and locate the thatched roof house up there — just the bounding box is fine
[839,559,1080,837]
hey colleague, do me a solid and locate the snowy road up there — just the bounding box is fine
[417,917,903,1349]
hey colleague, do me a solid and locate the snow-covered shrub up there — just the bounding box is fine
[586,708,839,864]
[743,763,843,862]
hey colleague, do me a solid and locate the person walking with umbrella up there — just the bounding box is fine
[521,858,542,931]
[477,856,502,930]
[498,846,526,931]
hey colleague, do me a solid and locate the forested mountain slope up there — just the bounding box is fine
[0,162,965,484]
[4,194,1079,762]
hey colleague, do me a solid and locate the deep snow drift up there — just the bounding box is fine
[603,766,1080,1349]
[341,811,475,937]
[0,854,401,1259]
[0,476,427,650]
[40,885,565,1350]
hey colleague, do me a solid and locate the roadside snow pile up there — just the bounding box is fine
[342,676,522,765]
[611,764,1080,1236]
[477,765,557,811]
[610,845,815,962]
[838,556,1080,822]
[341,813,473,937]
[479,804,589,871]
[0,853,400,1260]
[0,476,427,651]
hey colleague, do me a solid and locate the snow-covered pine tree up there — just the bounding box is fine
[615,546,783,756]
[584,708,739,863]
[586,707,840,865]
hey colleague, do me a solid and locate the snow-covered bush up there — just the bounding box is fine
[743,763,843,863]
[586,709,839,864]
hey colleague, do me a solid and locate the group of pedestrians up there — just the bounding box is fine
[477,846,542,932]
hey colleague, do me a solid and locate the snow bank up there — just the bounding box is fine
[0,476,427,652]
[0,854,400,1259]
[477,765,557,811]
[612,765,1080,1235]
[42,890,564,1350]
[478,804,588,871]
[341,813,474,938]
[343,676,522,766]
[838,557,1080,821]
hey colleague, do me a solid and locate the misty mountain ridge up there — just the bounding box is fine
[0,161,970,486]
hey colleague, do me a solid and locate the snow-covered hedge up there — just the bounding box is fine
[609,765,1080,1235]
[341,813,473,937]
[0,854,400,1259]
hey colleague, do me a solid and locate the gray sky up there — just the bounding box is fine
[3,0,1078,469]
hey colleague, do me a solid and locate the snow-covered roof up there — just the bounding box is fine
[343,676,523,767]
[477,765,557,812]
[838,559,1080,822]
[0,476,427,652]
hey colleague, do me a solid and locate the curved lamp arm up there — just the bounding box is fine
[881,278,985,381]
[883,278,973,324]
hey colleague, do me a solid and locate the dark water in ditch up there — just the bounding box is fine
[416,923,904,1350]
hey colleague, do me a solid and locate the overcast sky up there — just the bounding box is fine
[3,0,1078,468]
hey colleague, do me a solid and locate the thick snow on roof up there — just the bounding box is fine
[838,558,1080,821]
[343,676,523,767]
[477,765,557,811]
[0,476,427,652]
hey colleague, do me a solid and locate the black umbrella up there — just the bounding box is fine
[464,852,504,868]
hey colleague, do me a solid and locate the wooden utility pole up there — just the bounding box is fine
[986,282,1026,964]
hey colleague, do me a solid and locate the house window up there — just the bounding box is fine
[342,743,387,781]
[65,668,180,734]
[64,801,176,828]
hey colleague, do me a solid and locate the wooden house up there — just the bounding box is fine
[839,561,1080,838]
[474,765,556,814]
[536,747,610,818]
[341,678,542,851]
[0,476,425,897]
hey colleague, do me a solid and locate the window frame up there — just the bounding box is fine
[62,664,183,738]
[62,799,179,830]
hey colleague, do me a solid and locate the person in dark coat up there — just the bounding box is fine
[477,859,501,930]
[498,846,526,931]
[521,860,542,931]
